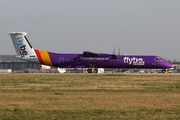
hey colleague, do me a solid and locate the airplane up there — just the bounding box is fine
[8,32,173,73]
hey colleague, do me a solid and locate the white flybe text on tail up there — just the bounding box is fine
[17,36,27,57]
[9,32,39,63]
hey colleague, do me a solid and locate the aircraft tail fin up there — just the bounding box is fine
[8,32,36,57]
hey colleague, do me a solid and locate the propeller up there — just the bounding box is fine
[113,47,115,55]
[112,47,118,61]
[111,47,121,61]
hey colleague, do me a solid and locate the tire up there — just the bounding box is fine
[87,69,92,73]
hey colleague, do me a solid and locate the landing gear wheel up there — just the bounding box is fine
[162,69,167,73]
[87,69,92,73]
[94,69,98,73]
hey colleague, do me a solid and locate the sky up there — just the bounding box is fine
[0,0,180,60]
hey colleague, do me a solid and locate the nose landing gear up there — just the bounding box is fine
[162,69,167,73]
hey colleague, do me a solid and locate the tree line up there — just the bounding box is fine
[166,59,180,64]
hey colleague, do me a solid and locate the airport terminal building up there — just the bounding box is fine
[0,61,41,70]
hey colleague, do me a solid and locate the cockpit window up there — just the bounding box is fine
[155,57,165,61]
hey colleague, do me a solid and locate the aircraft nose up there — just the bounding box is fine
[165,62,173,68]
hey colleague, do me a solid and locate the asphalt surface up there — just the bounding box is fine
[4,73,180,75]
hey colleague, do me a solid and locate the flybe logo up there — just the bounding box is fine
[124,57,145,65]
[17,36,27,57]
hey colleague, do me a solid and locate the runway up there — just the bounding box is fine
[6,72,180,76]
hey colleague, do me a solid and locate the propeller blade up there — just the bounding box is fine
[113,47,115,55]
[118,47,120,55]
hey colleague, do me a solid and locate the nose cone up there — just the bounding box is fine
[165,62,173,68]
[157,61,173,68]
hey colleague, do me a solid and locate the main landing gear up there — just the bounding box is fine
[87,63,98,73]
[87,69,92,73]
[94,68,98,73]
[87,68,98,73]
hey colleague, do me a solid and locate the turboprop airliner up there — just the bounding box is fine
[9,32,173,73]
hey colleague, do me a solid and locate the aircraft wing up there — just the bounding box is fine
[83,51,115,58]
[83,51,100,57]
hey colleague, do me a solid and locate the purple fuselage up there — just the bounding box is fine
[47,51,173,69]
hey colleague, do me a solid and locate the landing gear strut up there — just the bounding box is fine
[87,63,98,73]
[162,69,167,73]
